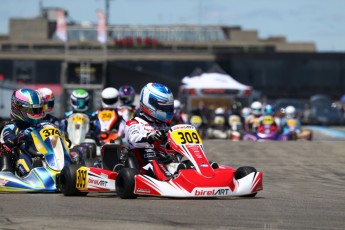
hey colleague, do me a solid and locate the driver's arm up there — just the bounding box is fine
[124,119,152,148]
[2,124,25,148]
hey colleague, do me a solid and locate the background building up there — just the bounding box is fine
[0,8,344,117]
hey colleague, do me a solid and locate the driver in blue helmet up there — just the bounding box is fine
[1,88,45,176]
[124,83,185,180]
[60,89,97,140]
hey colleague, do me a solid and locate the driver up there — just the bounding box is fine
[37,87,60,127]
[124,83,184,180]
[1,88,45,176]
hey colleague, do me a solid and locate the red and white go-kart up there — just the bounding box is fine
[57,124,263,199]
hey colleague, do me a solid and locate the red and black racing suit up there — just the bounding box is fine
[124,114,173,180]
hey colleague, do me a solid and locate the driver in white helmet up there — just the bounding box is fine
[36,87,60,127]
[281,105,302,133]
[245,101,263,133]
[124,83,185,180]
[94,87,121,144]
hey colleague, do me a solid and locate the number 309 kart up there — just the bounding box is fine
[57,124,263,199]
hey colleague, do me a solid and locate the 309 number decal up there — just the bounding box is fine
[172,130,202,145]
[76,168,88,189]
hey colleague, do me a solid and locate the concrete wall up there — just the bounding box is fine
[9,18,49,42]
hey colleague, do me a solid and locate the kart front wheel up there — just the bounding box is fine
[235,166,257,197]
[58,164,88,196]
[116,168,139,199]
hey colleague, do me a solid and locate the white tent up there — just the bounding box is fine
[179,72,252,112]
[181,72,251,91]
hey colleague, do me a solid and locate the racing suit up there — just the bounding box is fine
[124,113,173,180]
[43,113,60,128]
[117,104,136,141]
[1,120,34,176]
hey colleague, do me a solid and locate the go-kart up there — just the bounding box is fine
[283,118,313,141]
[57,124,263,198]
[96,109,121,145]
[243,115,291,141]
[67,112,100,156]
[0,122,74,192]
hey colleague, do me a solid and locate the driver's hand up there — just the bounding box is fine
[147,130,166,144]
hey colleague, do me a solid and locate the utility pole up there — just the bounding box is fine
[105,0,111,26]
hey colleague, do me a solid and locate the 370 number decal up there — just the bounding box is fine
[76,168,88,189]
[172,130,202,145]
[39,128,61,140]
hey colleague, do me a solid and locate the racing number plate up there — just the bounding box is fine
[287,119,297,126]
[190,116,202,126]
[230,116,240,124]
[72,115,85,123]
[99,110,115,121]
[76,167,88,189]
[171,129,202,145]
[262,116,274,125]
[39,128,61,141]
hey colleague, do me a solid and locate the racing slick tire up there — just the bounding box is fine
[124,152,140,170]
[235,166,257,197]
[116,168,139,199]
[58,164,88,196]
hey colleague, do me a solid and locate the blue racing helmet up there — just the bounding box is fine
[139,83,174,123]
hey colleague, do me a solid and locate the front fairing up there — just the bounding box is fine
[97,109,118,132]
[167,124,214,177]
[0,122,71,192]
[30,122,72,170]
[67,113,90,146]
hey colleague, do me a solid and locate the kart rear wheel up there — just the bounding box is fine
[124,152,139,170]
[58,164,88,196]
[235,166,257,197]
[116,168,139,199]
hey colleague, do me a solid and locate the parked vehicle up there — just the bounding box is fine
[305,95,344,125]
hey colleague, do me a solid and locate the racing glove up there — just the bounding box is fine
[156,151,173,164]
[15,129,32,148]
[146,130,166,144]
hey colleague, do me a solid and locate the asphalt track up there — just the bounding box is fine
[1,129,345,230]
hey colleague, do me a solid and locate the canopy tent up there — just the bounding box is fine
[179,71,252,112]
[181,72,251,91]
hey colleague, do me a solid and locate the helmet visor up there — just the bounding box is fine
[103,97,118,105]
[71,99,88,108]
[20,104,44,114]
[149,96,173,113]
[44,100,55,111]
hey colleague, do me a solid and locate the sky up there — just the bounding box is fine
[1,0,344,52]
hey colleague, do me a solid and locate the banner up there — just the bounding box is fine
[97,9,107,43]
[56,10,67,42]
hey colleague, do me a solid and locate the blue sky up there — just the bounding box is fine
[1,0,344,52]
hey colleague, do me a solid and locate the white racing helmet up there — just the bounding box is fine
[251,101,262,116]
[101,87,119,109]
[285,105,296,118]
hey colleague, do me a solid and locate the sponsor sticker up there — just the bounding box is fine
[88,177,108,187]
[136,188,151,193]
[0,179,8,186]
[193,187,231,196]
